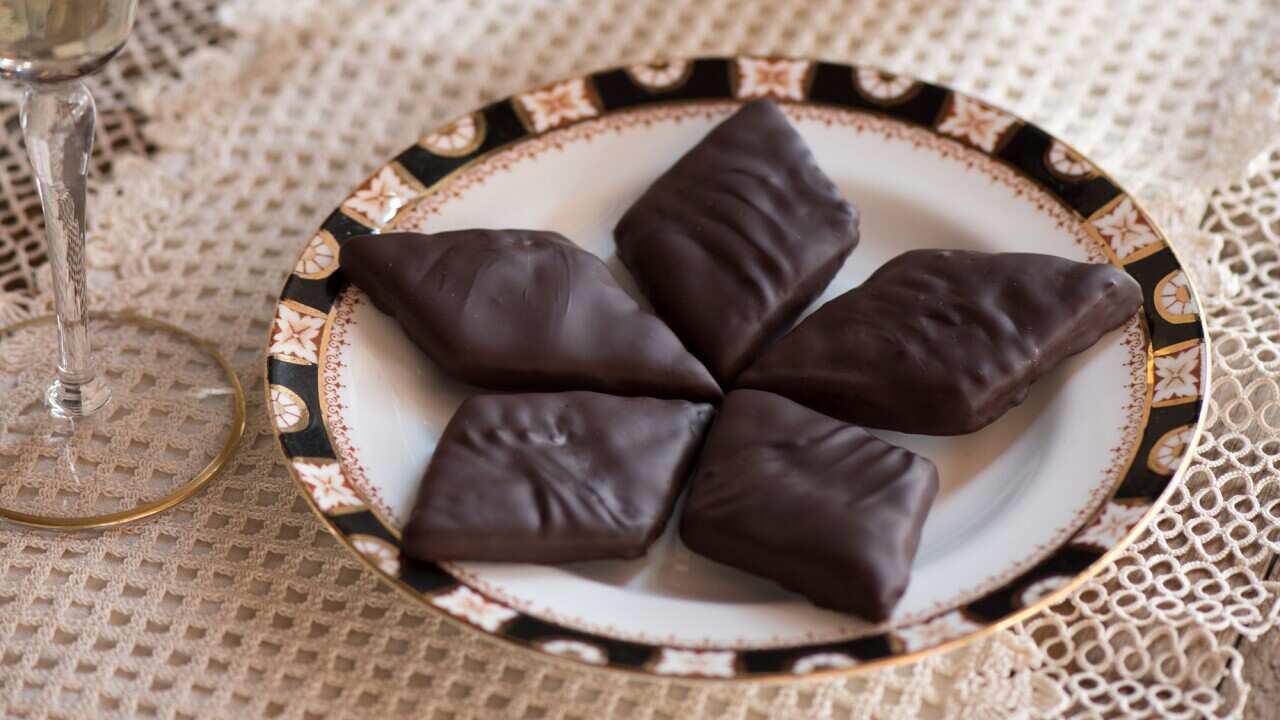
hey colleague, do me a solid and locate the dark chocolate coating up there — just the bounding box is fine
[614,99,859,384]
[341,230,721,401]
[739,250,1143,435]
[404,392,714,564]
[680,390,938,622]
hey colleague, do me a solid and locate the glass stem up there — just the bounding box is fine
[21,80,110,418]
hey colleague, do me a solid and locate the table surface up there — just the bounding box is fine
[1242,561,1280,719]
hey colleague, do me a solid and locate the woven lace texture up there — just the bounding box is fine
[2,0,1279,717]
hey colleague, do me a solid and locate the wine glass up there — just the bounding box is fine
[0,0,244,528]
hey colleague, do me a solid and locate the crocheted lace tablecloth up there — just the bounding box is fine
[2,1,1279,718]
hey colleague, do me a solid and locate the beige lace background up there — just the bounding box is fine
[1,0,1279,717]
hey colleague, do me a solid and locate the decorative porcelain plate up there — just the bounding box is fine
[266,57,1209,680]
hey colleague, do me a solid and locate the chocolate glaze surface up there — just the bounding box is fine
[614,99,859,384]
[404,392,714,564]
[739,250,1143,435]
[680,390,938,623]
[341,230,721,401]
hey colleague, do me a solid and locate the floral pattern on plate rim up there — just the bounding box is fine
[854,67,920,104]
[1148,425,1196,475]
[294,230,339,279]
[351,534,401,577]
[340,163,423,229]
[1154,269,1199,323]
[269,384,308,433]
[1089,196,1163,264]
[652,648,737,678]
[270,301,326,365]
[1045,140,1095,179]
[626,60,692,91]
[514,78,601,133]
[430,585,518,633]
[292,459,363,514]
[538,639,607,665]
[1153,342,1202,407]
[792,653,858,674]
[733,58,811,101]
[420,112,486,157]
[935,94,1019,153]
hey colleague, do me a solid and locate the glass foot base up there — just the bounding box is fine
[47,375,112,419]
[0,312,245,529]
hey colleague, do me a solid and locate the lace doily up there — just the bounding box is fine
[1,0,1278,717]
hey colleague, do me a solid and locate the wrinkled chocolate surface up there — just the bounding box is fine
[614,99,859,384]
[739,250,1143,435]
[341,229,721,401]
[404,392,714,564]
[680,390,938,622]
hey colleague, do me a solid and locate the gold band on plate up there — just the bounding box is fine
[0,311,246,530]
